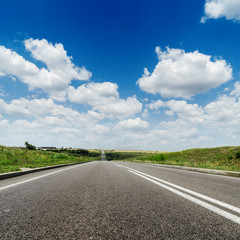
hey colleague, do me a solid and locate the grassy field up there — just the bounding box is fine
[2,145,240,174]
[105,146,240,172]
[0,145,101,173]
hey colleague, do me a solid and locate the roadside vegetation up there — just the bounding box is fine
[106,146,240,172]
[2,145,240,174]
[105,151,147,161]
[0,144,101,173]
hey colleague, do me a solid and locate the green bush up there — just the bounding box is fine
[25,141,36,150]
[235,151,240,159]
[105,151,144,161]
[150,153,166,162]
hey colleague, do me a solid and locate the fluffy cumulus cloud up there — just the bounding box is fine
[146,80,240,147]
[0,38,146,148]
[68,82,142,119]
[1,37,240,151]
[147,87,240,129]
[0,116,109,148]
[166,100,205,123]
[68,82,119,105]
[205,95,240,128]
[0,98,54,117]
[0,97,109,148]
[116,117,149,131]
[148,99,165,110]
[146,99,205,123]
[24,38,91,82]
[201,0,240,23]
[137,47,232,99]
[153,120,199,141]
[94,96,142,119]
[0,39,91,101]
[230,81,240,97]
[0,97,103,122]
[189,82,240,133]
[127,119,202,150]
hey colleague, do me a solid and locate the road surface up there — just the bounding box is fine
[0,161,240,239]
[101,150,106,161]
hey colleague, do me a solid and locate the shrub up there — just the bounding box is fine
[25,141,36,150]
[150,153,166,162]
[75,149,89,155]
[235,151,240,159]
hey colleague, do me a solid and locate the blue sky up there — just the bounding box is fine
[0,0,240,151]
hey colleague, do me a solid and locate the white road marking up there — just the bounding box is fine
[0,163,92,191]
[114,163,240,225]
[129,170,240,225]
[114,163,124,168]
[128,167,240,215]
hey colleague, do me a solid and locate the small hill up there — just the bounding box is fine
[0,145,100,173]
[106,146,240,172]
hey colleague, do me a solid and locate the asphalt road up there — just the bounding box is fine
[0,161,240,239]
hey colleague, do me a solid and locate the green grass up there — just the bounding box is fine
[106,146,240,172]
[0,145,101,173]
[2,146,240,174]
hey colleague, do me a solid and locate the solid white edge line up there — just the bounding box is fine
[129,170,240,225]
[122,165,240,215]
[0,162,92,191]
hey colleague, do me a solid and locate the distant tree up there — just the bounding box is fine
[76,149,89,155]
[25,141,36,150]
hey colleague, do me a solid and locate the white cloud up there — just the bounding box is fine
[205,94,240,127]
[0,98,109,148]
[137,47,232,99]
[201,0,240,23]
[0,98,56,117]
[0,45,39,80]
[166,100,205,123]
[25,38,91,81]
[68,82,119,105]
[95,96,142,119]
[1,38,240,151]
[2,89,240,151]
[159,120,199,139]
[0,71,6,76]
[230,81,240,97]
[148,99,165,110]
[165,110,174,116]
[143,119,200,149]
[0,119,8,129]
[68,82,142,119]
[0,115,109,148]
[0,39,91,101]
[0,98,103,125]
[201,92,240,142]
[142,108,149,118]
[116,117,149,131]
